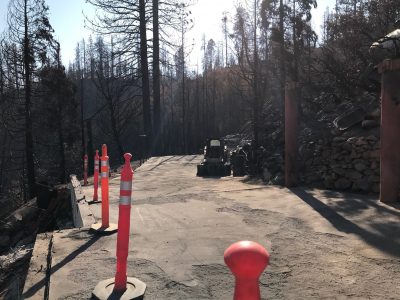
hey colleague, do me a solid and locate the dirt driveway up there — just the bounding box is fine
[47,155,399,299]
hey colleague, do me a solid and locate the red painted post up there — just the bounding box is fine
[285,82,300,187]
[224,241,269,300]
[114,153,133,291]
[101,144,109,228]
[378,59,400,203]
[83,154,88,186]
[93,150,100,202]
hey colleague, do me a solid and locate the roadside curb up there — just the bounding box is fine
[69,175,95,228]
[22,233,53,299]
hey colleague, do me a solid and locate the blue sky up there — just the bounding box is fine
[0,0,95,65]
[0,0,335,67]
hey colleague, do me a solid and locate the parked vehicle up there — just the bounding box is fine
[197,138,231,177]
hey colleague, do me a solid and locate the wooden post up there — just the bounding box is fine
[285,82,300,187]
[378,59,400,203]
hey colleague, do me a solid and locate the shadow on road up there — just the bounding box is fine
[320,189,400,217]
[290,188,400,258]
[22,230,102,298]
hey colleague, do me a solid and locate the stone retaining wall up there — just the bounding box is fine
[301,135,380,193]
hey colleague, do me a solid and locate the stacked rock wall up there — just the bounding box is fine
[301,135,380,193]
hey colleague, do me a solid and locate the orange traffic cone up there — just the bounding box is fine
[83,154,88,186]
[92,153,146,299]
[88,150,101,204]
[90,144,117,234]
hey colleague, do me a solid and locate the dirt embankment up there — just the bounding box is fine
[0,184,72,299]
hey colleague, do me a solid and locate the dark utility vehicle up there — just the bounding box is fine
[197,138,231,177]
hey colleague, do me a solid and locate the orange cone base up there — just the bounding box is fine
[87,200,102,205]
[90,223,118,235]
[92,277,146,300]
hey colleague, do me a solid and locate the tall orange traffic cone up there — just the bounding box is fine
[100,144,110,227]
[90,144,117,234]
[83,154,88,186]
[88,150,101,204]
[92,153,146,300]
[114,153,134,290]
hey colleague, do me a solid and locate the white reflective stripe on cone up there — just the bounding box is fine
[101,161,108,166]
[120,195,131,205]
[101,172,108,178]
[120,181,132,191]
